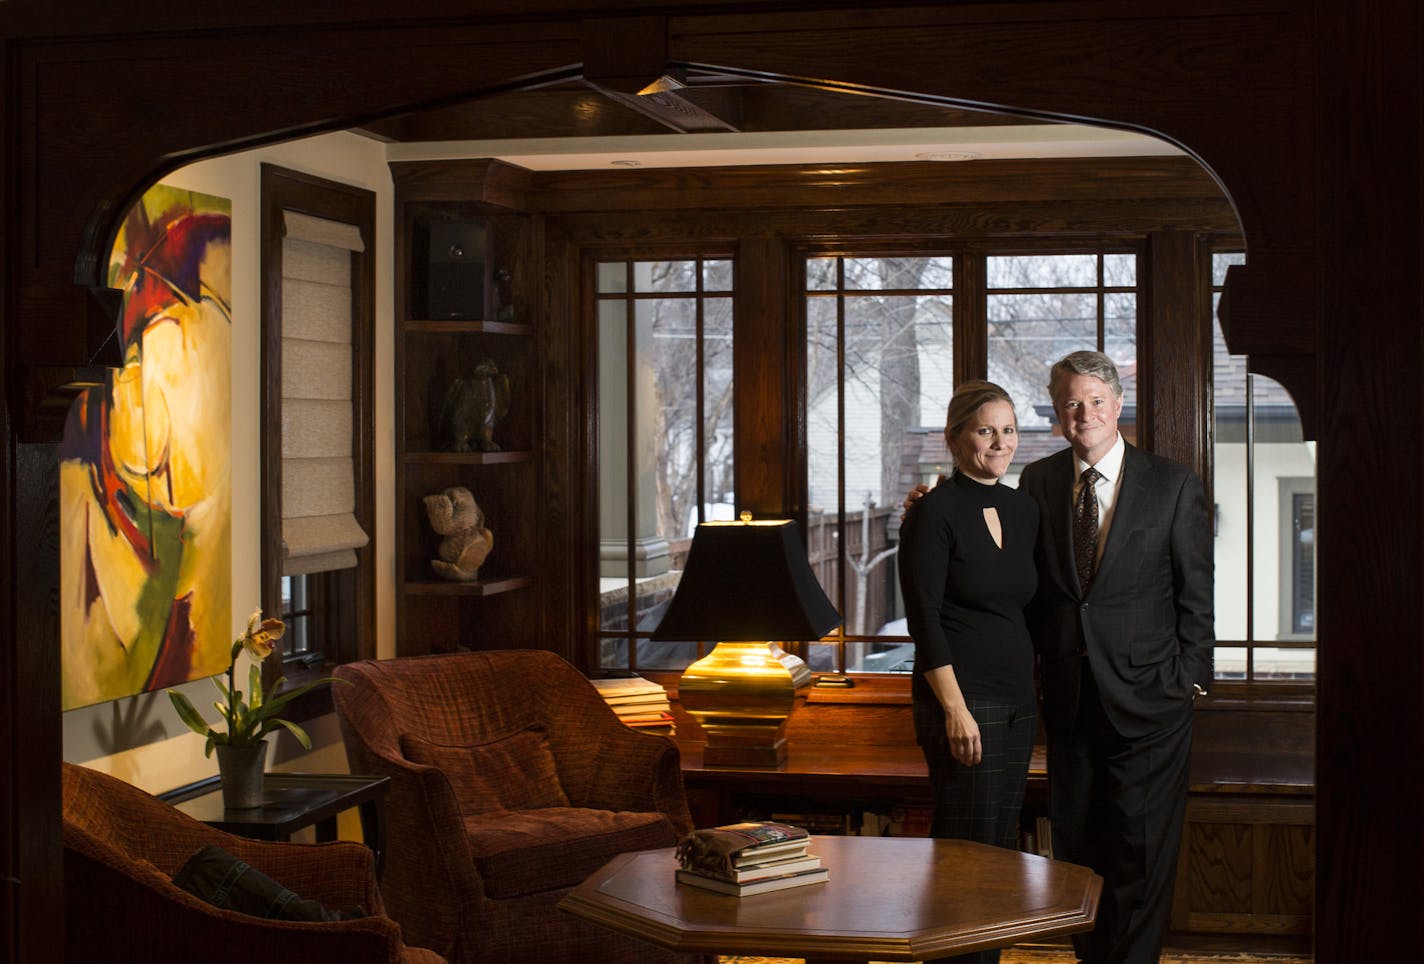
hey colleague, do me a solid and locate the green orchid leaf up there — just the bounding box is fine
[249,663,264,711]
[232,699,252,742]
[213,676,231,701]
[168,690,213,737]
[204,733,217,757]
[257,677,343,718]
[266,717,314,750]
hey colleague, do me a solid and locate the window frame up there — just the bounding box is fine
[1279,479,1315,641]
[258,164,377,708]
[1205,244,1315,698]
[797,240,1145,675]
[590,249,737,675]
[551,163,1270,699]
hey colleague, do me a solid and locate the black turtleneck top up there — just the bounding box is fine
[898,471,1039,703]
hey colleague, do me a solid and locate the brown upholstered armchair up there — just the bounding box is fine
[332,650,706,964]
[62,762,444,964]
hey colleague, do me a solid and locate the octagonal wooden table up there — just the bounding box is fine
[559,835,1101,963]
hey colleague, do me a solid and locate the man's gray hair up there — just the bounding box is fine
[1048,350,1124,399]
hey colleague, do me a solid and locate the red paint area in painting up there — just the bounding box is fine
[116,208,230,347]
[60,387,157,568]
[144,591,196,691]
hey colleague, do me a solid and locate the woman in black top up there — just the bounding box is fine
[898,381,1039,964]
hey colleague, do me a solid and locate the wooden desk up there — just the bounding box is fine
[670,685,1314,946]
[559,835,1100,963]
[679,740,1046,830]
[169,772,390,877]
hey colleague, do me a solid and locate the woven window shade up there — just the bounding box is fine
[279,211,369,575]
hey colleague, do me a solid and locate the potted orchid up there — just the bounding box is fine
[169,608,341,807]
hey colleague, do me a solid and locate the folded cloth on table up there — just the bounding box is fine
[675,821,808,877]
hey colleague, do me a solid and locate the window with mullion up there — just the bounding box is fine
[1210,249,1316,684]
[804,246,1139,675]
[258,165,375,689]
[595,256,735,673]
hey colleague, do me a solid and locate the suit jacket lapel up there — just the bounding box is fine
[1092,442,1148,590]
[1041,449,1081,596]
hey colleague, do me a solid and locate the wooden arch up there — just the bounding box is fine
[6,4,1421,962]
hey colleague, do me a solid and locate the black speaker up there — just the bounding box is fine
[416,218,487,320]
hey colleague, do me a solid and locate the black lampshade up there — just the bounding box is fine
[650,518,842,642]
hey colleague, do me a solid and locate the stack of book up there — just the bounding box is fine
[589,675,674,735]
[674,820,827,896]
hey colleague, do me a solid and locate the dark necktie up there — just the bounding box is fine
[1074,466,1103,592]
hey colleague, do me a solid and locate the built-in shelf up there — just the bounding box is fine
[394,190,540,654]
[402,575,534,596]
[404,319,533,336]
[403,450,534,465]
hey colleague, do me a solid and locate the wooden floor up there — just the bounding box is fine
[720,950,1313,964]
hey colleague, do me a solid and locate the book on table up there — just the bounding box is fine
[602,691,671,707]
[677,820,811,859]
[730,836,811,864]
[611,706,673,721]
[702,852,822,883]
[589,676,674,733]
[622,711,675,735]
[675,820,823,895]
[710,820,809,847]
[589,677,667,700]
[675,866,829,896]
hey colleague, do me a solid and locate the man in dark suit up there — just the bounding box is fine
[1017,350,1214,963]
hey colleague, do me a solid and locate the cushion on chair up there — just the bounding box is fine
[173,844,365,922]
[401,728,570,815]
[464,808,676,898]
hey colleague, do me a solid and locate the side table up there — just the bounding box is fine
[167,772,391,877]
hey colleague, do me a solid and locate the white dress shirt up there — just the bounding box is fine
[1074,433,1126,568]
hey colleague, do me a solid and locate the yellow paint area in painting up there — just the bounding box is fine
[60,183,232,710]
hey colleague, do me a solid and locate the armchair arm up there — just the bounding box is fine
[347,747,485,959]
[221,835,385,916]
[581,728,693,835]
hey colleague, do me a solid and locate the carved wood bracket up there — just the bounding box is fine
[1218,261,1319,440]
[10,284,122,443]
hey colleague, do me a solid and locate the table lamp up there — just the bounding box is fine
[650,512,842,767]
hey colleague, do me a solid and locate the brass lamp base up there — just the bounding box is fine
[679,640,810,767]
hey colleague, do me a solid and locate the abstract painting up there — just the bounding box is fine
[59,184,232,709]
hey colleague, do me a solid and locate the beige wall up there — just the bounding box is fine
[62,130,396,796]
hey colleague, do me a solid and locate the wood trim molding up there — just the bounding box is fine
[258,165,378,665]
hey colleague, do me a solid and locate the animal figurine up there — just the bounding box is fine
[422,486,494,582]
[440,358,510,452]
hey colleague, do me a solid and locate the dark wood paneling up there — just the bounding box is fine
[734,237,796,518]
[1173,798,1314,936]
[390,159,534,209]
[1314,0,1424,959]
[1,39,19,961]
[16,24,579,287]
[3,3,1419,958]
[363,78,1040,143]
[1142,230,1210,477]
[672,7,1316,256]
[11,443,63,963]
[528,157,1229,215]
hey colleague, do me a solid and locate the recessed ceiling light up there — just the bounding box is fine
[610,159,642,167]
[915,151,981,162]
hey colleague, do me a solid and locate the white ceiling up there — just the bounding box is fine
[384,124,1184,171]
